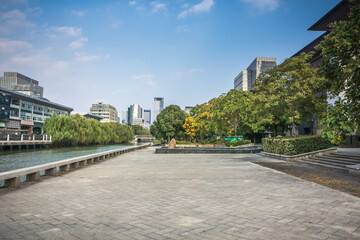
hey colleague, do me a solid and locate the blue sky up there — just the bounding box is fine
[0,0,339,120]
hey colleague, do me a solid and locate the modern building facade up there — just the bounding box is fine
[153,97,164,122]
[234,57,277,91]
[121,110,128,124]
[0,72,44,98]
[90,103,118,123]
[143,109,151,129]
[290,0,350,136]
[0,87,72,133]
[127,104,142,124]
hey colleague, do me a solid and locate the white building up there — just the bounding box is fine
[234,57,276,91]
[153,97,164,122]
[90,102,118,123]
[121,110,128,124]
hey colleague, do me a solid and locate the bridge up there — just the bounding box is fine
[135,135,155,142]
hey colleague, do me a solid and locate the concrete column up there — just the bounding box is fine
[45,168,56,176]
[60,164,70,172]
[46,135,48,141]
[70,162,79,169]
[43,135,45,141]
[21,134,23,141]
[33,135,35,141]
[4,177,20,188]
[26,172,40,182]
[7,134,9,142]
[87,158,94,164]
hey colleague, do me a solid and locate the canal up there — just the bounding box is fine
[0,144,135,173]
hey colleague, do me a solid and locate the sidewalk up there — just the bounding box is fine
[0,147,359,239]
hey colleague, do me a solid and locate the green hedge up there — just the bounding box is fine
[225,139,251,147]
[262,135,333,155]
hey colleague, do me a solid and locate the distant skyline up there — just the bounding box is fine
[0,0,339,114]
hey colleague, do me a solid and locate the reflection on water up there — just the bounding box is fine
[0,144,134,173]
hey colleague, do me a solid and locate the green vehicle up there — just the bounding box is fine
[223,136,244,142]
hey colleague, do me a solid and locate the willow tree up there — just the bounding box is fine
[255,52,326,136]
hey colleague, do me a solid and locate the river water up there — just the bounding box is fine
[0,144,134,173]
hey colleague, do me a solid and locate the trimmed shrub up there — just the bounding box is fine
[262,135,333,155]
[225,139,251,147]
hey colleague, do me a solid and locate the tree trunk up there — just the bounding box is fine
[292,118,296,136]
[234,121,237,140]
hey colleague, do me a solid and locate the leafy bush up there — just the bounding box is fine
[224,139,251,147]
[262,135,333,155]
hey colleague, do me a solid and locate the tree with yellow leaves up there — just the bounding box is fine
[182,116,196,140]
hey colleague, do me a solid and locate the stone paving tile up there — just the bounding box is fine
[0,147,360,239]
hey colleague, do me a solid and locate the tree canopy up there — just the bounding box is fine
[317,0,360,139]
[150,105,186,141]
[43,114,134,146]
[255,52,327,136]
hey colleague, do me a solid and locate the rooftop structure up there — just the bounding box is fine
[0,72,44,98]
[292,0,350,67]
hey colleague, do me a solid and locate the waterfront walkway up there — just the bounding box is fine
[1,147,360,239]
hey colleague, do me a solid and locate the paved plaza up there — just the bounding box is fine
[1,147,360,239]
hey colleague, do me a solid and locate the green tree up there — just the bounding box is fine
[43,115,134,146]
[129,124,150,135]
[150,105,186,142]
[255,52,327,136]
[190,98,217,140]
[212,89,254,138]
[317,0,360,137]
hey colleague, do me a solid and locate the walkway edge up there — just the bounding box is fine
[0,143,150,188]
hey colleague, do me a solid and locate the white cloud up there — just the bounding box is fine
[75,52,101,62]
[52,26,82,38]
[129,1,136,5]
[240,0,279,12]
[0,9,34,34]
[132,74,157,86]
[69,37,88,49]
[71,10,87,17]
[178,0,214,19]
[151,1,167,12]
[0,38,32,53]
[44,61,70,76]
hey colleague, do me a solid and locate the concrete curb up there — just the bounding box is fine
[155,146,263,154]
[259,147,338,161]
